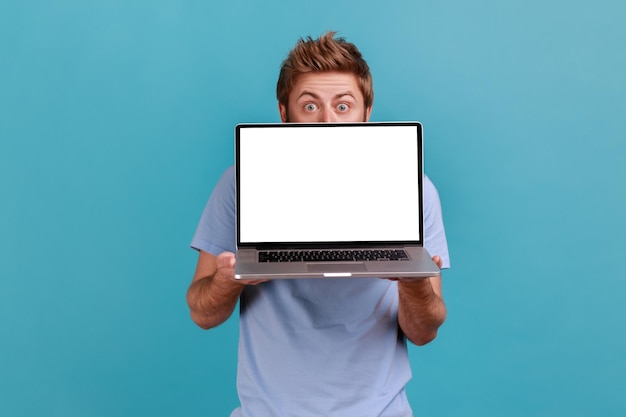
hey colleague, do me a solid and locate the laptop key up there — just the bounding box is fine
[258,249,409,263]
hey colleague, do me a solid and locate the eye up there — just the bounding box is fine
[304,103,317,112]
[337,103,349,112]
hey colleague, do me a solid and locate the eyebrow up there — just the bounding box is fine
[296,91,357,101]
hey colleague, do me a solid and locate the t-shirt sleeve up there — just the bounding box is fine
[423,175,451,269]
[190,166,237,255]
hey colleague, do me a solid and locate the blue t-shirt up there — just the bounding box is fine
[192,166,450,417]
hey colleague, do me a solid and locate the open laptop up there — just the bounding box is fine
[233,122,440,280]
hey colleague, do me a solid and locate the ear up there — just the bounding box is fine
[278,103,288,123]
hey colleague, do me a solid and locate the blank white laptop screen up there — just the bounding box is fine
[237,124,421,244]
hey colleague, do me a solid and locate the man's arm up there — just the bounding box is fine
[186,251,245,330]
[397,255,447,346]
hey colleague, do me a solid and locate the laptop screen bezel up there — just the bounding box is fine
[235,121,425,249]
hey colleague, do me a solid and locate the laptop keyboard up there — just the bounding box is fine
[258,249,409,263]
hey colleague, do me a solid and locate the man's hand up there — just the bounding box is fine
[395,255,446,346]
[215,252,267,286]
[213,251,238,283]
[187,251,265,330]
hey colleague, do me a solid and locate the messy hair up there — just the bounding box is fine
[276,31,373,109]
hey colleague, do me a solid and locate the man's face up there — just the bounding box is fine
[279,71,372,123]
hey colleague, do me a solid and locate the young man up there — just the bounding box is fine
[187,32,450,417]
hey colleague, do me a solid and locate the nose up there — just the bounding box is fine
[319,106,335,123]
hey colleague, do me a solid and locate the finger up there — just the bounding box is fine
[214,252,237,283]
[247,279,269,286]
[216,252,236,270]
[432,255,443,268]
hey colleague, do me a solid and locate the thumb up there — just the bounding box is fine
[217,252,236,269]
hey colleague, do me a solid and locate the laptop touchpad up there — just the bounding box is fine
[307,263,367,273]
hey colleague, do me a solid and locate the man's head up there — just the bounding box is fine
[277,31,373,123]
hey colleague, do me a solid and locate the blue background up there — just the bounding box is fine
[1,1,625,416]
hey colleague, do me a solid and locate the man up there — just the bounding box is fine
[187,32,450,417]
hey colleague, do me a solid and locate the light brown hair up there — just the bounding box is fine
[276,31,374,109]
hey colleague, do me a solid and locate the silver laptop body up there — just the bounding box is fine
[233,122,440,280]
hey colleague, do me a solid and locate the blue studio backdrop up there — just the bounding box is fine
[1,1,625,416]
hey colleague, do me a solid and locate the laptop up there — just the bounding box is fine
[233,122,440,280]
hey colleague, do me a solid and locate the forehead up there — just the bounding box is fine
[290,72,363,99]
